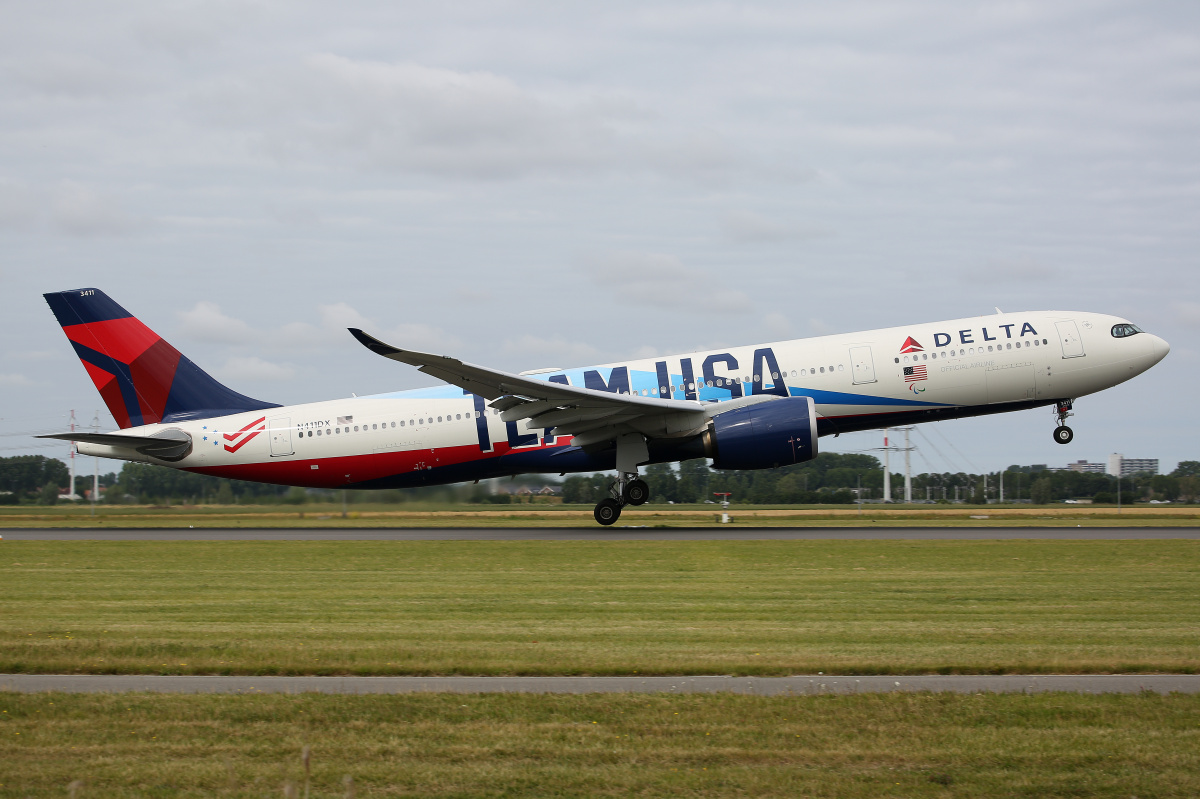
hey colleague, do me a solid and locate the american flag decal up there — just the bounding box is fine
[904,365,928,382]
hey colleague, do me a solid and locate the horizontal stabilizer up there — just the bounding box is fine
[37,430,193,461]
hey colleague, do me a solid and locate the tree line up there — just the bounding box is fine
[2,453,1197,506]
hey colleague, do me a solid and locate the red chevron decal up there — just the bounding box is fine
[223,416,267,453]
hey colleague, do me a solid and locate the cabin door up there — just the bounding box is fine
[268,416,294,457]
[1055,320,1086,359]
[849,346,877,384]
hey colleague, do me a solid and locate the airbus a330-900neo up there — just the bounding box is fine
[40,289,1169,524]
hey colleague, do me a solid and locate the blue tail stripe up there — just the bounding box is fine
[45,289,133,326]
[69,340,146,427]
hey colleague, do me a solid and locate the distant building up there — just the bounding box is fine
[1106,454,1159,477]
[1067,459,1106,474]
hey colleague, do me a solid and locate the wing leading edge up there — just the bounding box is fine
[347,328,722,448]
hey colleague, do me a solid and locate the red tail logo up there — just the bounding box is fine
[899,336,924,353]
[223,417,266,453]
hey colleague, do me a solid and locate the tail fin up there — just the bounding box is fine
[44,288,280,428]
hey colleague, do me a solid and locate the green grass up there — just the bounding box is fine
[1,501,1197,527]
[2,691,1198,797]
[3,540,1198,675]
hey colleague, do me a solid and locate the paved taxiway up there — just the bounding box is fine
[4,527,1199,541]
[4,674,1198,695]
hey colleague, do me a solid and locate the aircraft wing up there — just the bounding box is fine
[348,328,707,445]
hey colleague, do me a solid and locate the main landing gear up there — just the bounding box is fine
[593,433,650,526]
[1053,399,1075,445]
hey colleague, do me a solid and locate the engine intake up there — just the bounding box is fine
[702,396,818,470]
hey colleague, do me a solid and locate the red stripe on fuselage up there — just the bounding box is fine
[185,439,558,489]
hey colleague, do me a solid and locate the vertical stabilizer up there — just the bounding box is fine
[44,288,280,428]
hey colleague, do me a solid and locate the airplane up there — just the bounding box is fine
[39,288,1169,524]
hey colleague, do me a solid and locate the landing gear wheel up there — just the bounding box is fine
[623,478,650,506]
[594,498,623,526]
[1053,425,1074,445]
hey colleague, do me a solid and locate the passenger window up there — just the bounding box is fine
[791,370,797,377]
[837,365,843,371]
[819,367,824,374]
[354,425,359,432]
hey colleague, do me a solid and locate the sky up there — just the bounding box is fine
[2,0,1197,476]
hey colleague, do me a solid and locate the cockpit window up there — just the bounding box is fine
[1111,323,1144,338]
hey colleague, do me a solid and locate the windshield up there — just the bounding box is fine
[1111,323,1144,338]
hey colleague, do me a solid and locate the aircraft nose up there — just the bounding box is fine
[1147,334,1170,365]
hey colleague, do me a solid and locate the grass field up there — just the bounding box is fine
[2,691,1198,797]
[3,540,1197,676]
[1,502,1198,527]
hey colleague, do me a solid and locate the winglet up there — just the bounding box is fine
[348,328,403,358]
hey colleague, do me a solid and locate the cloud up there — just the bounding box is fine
[190,54,750,181]
[8,54,142,98]
[216,356,295,383]
[0,373,34,387]
[761,312,793,340]
[178,301,259,345]
[51,182,139,236]
[0,180,137,236]
[501,334,602,368]
[1171,301,1200,328]
[581,252,752,313]
[723,211,830,243]
[0,181,39,231]
[175,300,458,355]
[959,257,1061,285]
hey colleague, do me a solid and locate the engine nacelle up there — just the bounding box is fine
[702,396,818,470]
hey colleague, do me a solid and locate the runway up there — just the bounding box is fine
[2,527,1199,541]
[3,673,1197,695]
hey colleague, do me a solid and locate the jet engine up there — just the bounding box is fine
[701,396,818,470]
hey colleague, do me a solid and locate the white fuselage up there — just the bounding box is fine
[76,310,1169,489]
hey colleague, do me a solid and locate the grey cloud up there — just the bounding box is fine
[50,181,139,236]
[1171,301,1200,328]
[191,54,752,181]
[581,252,752,313]
[8,54,142,98]
[0,180,139,236]
[960,258,1061,285]
[216,356,295,383]
[723,210,831,243]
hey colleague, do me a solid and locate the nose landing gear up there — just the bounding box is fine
[1052,399,1074,445]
